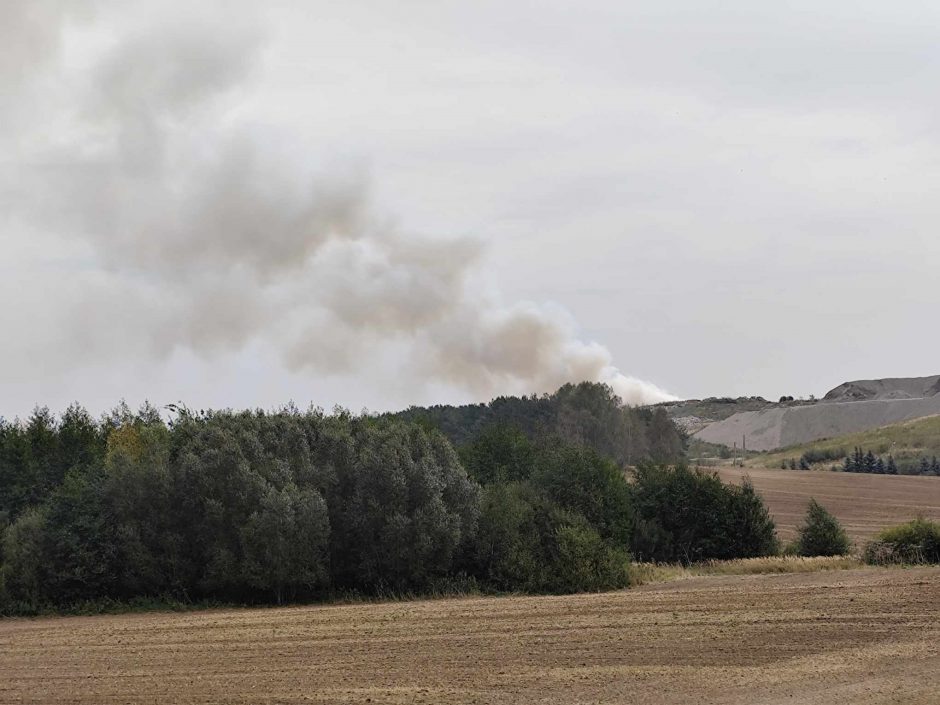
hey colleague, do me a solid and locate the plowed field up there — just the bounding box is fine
[718,466,940,544]
[2,567,938,704]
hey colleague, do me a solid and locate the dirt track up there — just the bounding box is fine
[1,567,938,704]
[718,466,940,544]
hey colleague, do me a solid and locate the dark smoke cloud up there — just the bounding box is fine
[2,1,676,406]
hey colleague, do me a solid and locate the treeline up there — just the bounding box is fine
[392,383,686,467]
[843,447,898,474]
[1,405,481,610]
[843,447,940,476]
[781,447,940,476]
[0,385,779,615]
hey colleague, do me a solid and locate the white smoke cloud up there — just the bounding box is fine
[1,1,677,407]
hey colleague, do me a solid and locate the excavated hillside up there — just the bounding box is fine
[692,375,940,451]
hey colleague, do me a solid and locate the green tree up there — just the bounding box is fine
[646,407,685,464]
[552,518,630,593]
[471,483,628,594]
[530,440,633,547]
[241,483,330,603]
[0,506,49,608]
[40,468,119,603]
[326,422,479,591]
[458,425,535,485]
[795,499,850,556]
[630,465,778,563]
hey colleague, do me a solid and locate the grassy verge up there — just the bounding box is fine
[3,559,876,618]
[629,555,863,586]
[749,415,940,470]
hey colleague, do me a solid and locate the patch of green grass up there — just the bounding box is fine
[751,415,940,470]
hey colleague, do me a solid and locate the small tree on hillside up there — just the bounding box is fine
[886,455,898,475]
[796,499,850,557]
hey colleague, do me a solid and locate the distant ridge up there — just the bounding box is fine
[691,374,940,451]
[823,375,940,402]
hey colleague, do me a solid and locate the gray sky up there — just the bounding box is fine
[3,0,940,418]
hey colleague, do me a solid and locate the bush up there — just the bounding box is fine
[1,507,48,607]
[529,440,633,547]
[795,499,850,556]
[863,518,940,565]
[629,465,778,563]
[553,520,630,593]
[471,483,629,594]
[801,448,846,465]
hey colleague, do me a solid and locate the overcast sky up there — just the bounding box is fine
[3,0,940,419]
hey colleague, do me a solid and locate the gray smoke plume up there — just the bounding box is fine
[2,1,676,406]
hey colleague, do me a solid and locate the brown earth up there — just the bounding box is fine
[718,466,940,545]
[1,567,938,705]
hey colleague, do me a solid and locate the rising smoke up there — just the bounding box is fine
[2,0,676,406]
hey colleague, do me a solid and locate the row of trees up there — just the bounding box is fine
[844,447,940,476]
[394,382,686,467]
[0,385,780,614]
[844,447,899,474]
[781,446,940,476]
[1,407,480,609]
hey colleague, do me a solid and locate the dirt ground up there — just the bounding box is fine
[1,567,938,705]
[718,466,940,544]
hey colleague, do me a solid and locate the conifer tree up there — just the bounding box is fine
[853,447,865,472]
[886,455,898,475]
[795,499,850,556]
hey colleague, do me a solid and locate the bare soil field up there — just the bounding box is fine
[718,466,940,545]
[1,567,938,705]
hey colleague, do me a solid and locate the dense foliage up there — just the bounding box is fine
[629,465,779,563]
[843,447,940,475]
[794,499,850,557]
[462,426,632,593]
[0,385,779,614]
[0,406,479,611]
[780,446,940,475]
[863,518,940,565]
[394,382,686,466]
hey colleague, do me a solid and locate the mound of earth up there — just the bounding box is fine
[823,375,940,402]
[694,374,940,451]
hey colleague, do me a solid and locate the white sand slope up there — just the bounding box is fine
[694,375,940,451]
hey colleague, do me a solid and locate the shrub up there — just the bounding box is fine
[629,465,778,563]
[863,518,940,565]
[795,499,850,556]
[801,448,846,465]
[471,483,629,594]
[0,506,49,607]
[553,520,630,593]
[529,440,633,547]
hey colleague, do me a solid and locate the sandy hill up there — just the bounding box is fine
[692,375,940,451]
[824,375,940,402]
